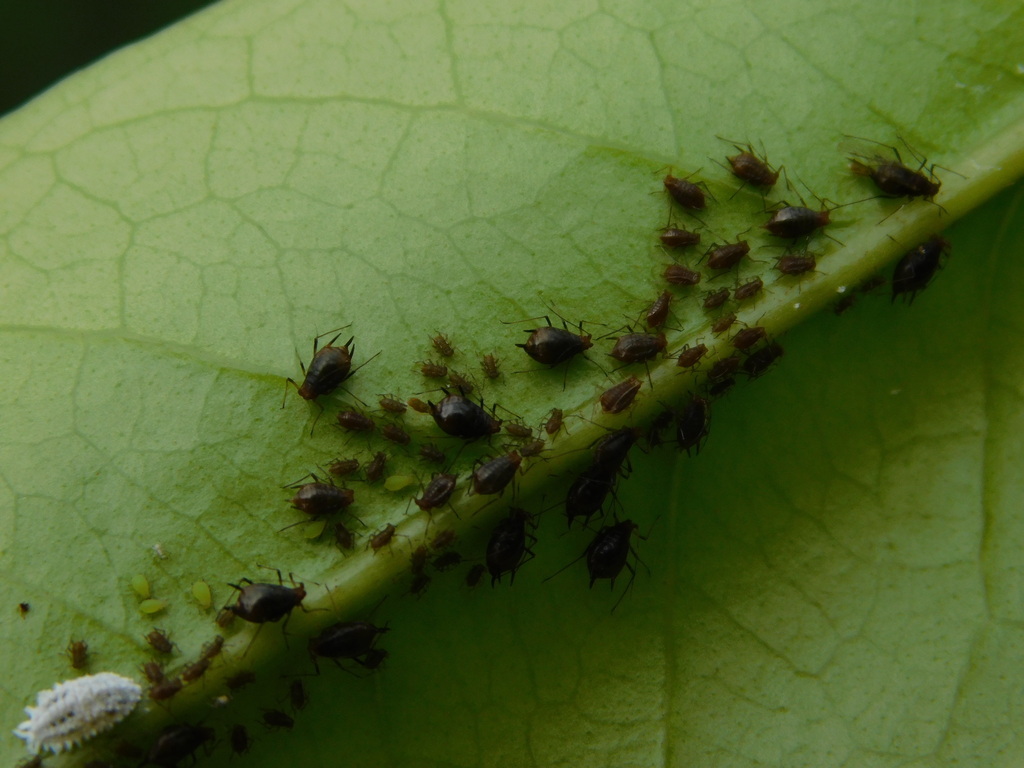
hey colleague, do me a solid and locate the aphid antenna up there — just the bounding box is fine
[542,550,588,584]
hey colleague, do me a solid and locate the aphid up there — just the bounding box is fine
[378,395,407,414]
[676,395,710,455]
[224,670,256,691]
[407,397,431,414]
[145,629,174,655]
[486,508,536,585]
[659,227,701,248]
[418,360,448,378]
[586,520,640,589]
[230,724,250,756]
[515,316,593,367]
[763,205,831,239]
[431,528,457,551]
[66,639,88,670]
[327,457,361,477]
[663,173,708,210]
[431,333,456,357]
[448,371,475,394]
[591,427,641,477]
[711,313,737,335]
[386,473,418,492]
[504,421,534,439]
[734,277,763,302]
[428,391,502,439]
[543,408,565,437]
[743,342,785,378]
[138,599,167,615]
[465,563,487,588]
[675,343,708,369]
[131,575,151,599]
[307,620,390,673]
[480,353,501,379]
[381,423,411,446]
[418,443,446,464]
[706,240,750,271]
[414,472,458,512]
[663,264,701,286]
[732,326,767,350]
[519,438,546,458]
[215,609,236,629]
[848,138,942,200]
[644,290,672,328]
[289,679,308,711]
[609,332,666,364]
[369,524,398,553]
[365,451,388,483]
[471,451,522,496]
[834,292,858,315]
[17,602,30,618]
[774,253,817,276]
[565,465,614,528]
[14,673,142,754]
[409,545,429,576]
[224,573,306,625]
[261,709,294,730]
[334,521,355,550]
[360,648,389,670]
[142,723,213,767]
[286,329,355,404]
[336,410,375,433]
[702,287,730,310]
[723,140,780,189]
[140,661,165,685]
[708,377,737,397]
[600,376,643,414]
[288,477,354,518]
[646,408,674,448]
[891,235,950,303]
[432,552,463,572]
[180,658,210,684]
[708,355,741,380]
[147,678,183,703]
[191,581,213,610]
[409,574,431,598]
[199,635,224,662]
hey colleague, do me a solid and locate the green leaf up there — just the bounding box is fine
[2,1,1023,766]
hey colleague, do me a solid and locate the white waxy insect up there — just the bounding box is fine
[13,672,142,754]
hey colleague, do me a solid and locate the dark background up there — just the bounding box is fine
[2,0,218,118]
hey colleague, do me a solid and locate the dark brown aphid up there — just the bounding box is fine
[143,723,214,767]
[465,563,486,588]
[609,332,666,364]
[504,422,534,439]
[365,451,388,483]
[289,679,308,711]
[702,287,730,310]
[230,724,250,756]
[663,173,707,210]
[664,264,701,286]
[848,139,942,200]
[378,395,407,414]
[486,508,536,585]
[181,658,210,684]
[891,235,950,303]
[774,253,817,276]
[675,343,708,369]
[646,408,674,448]
[592,426,641,477]
[409,545,429,576]
[431,333,455,358]
[409,574,431,598]
[543,408,565,437]
[480,353,501,379]
[586,520,640,588]
[834,292,857,315]
[66,639,88,670]
[711,313,737,335]
[519,438,546,458]
[381,423,411,446]
[600,376,643,414]
[407,397,431,414]
[140,661,165,685]
[724,142,780,189]
[369,524,397,553]
[287,330,354,403]
[732,326,767,350]
[432,551,463,572]
[431,528,457,551]
[448,370,475,394]
[147,677,183,703]
[336,410,375,433]
[706,240,750,271]
[645,290,672,328]
[145,628,174,655]
[471,451,522,496]
[660,227,701,248]
[327,458,360,477]
[565,465,614,528]
[414,472,458,512]
[516,317,593,367]
[418,443,446,464]
[708,355,741,381]
[429,392,502,439]
[734,277,763,301]
[676,395,710,455]
[308,620,389,672]
[225,670,256,690]
[289,478,355,518]
[225,575,306,625]
[334,521,355,550]
[17,602,29,618]
[199,635,224,662]
[708,377,736,397]
[260,710,294,730]
[418,360,448,378]
[763,206,830,239]
[743,342,785,378]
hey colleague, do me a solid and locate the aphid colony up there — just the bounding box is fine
[14,136,952,764]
